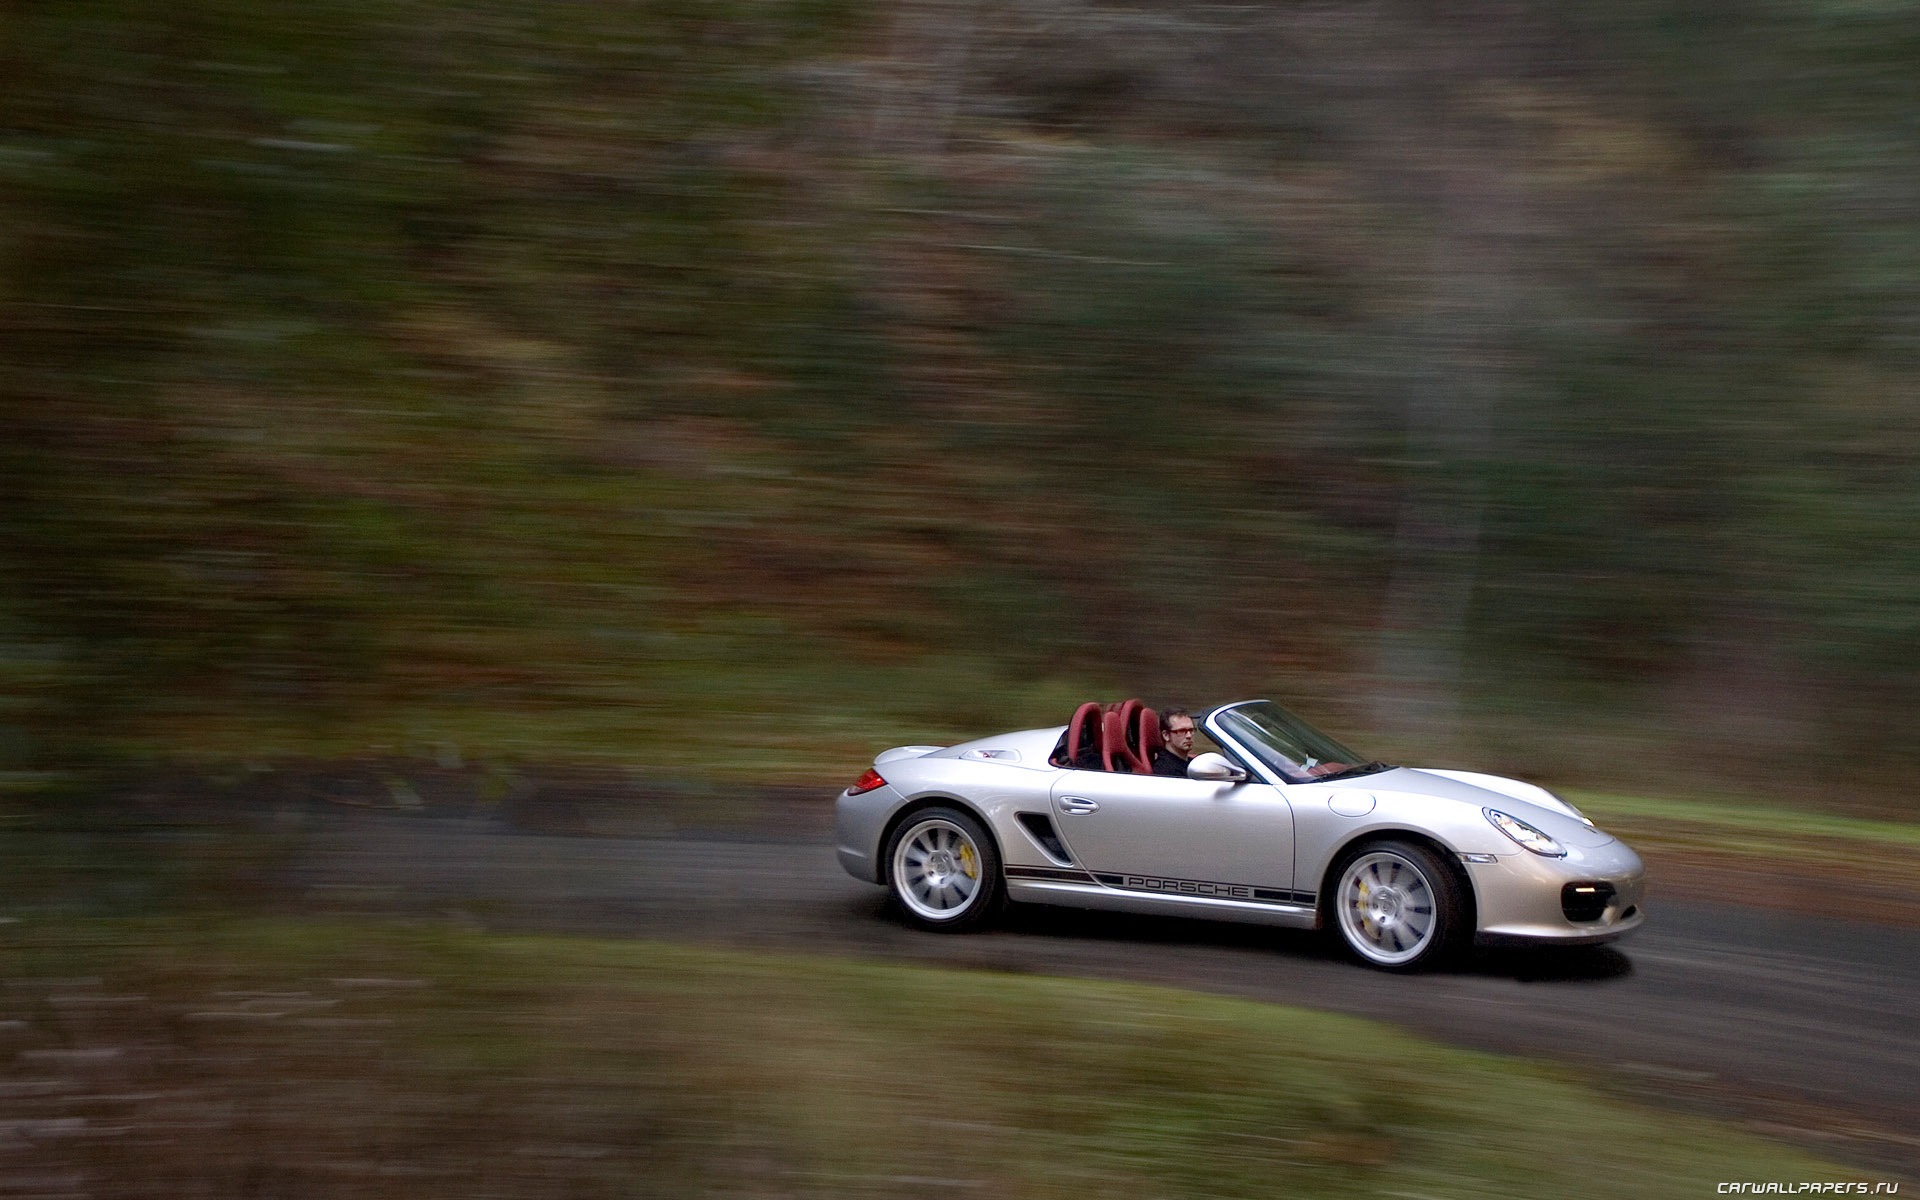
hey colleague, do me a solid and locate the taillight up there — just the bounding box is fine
[847,768,887,795]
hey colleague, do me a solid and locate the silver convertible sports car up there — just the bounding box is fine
[835,699,1645,970]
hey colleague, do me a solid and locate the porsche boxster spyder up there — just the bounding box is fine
[834,699,1646,970]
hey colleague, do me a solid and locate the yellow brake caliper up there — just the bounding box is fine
[1356,880,1375,934]
[958,843,978,879]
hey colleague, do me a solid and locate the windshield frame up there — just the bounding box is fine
[1204,699,1387,786]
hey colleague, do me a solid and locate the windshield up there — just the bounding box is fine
[1209,700,1389,785]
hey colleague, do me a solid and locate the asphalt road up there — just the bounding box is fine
[289,810,1920,1182]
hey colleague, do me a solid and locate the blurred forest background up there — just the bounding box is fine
[4,0,1919,808]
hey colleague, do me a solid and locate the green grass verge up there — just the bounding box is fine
[1570,789,1920,847]
[1570,788,1920,870]
[0,919,1871,1198]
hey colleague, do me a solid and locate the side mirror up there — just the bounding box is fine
[1187,752,1248,783]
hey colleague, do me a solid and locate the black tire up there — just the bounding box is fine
[884,806,1005,932]
[1325,839,1467,971]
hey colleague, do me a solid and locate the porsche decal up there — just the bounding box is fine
[1094,872,1314,906]
[1006,864,1312,907]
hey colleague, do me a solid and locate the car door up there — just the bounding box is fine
[1049,769,1297,899]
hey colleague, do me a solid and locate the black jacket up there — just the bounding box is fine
[1151,749,1190,778]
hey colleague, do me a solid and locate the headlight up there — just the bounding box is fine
[1484,808,1566,857]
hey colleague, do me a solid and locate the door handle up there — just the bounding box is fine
[1059,797,1099,815]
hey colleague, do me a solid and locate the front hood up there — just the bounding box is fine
[1328,767,1616,848]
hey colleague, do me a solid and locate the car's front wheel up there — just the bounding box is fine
[886,807,1004,932]
[1329,840,1466,971]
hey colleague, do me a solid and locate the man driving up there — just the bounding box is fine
[1152,708,1196,777]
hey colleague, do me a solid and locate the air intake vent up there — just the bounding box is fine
[1561,882,1616,923]
[1015,812,1073,865]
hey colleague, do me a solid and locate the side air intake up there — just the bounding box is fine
[1015,812,1074,865]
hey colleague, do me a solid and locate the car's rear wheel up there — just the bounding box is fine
[886,807,1003,932]
[1329,840,1465,971]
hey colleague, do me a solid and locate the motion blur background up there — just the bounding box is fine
[5,0,1919,808]
[6,6,1920,1196]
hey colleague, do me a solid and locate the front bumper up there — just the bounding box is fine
[1466,836,1647,944]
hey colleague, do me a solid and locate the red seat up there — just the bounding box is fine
[1113,698,1151,773]
[1100,708,1133,773]
[1135,707,1164,771]
[1113,698,1141,755]
[1057,699,1163,773]
[1057,701,1102,768]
